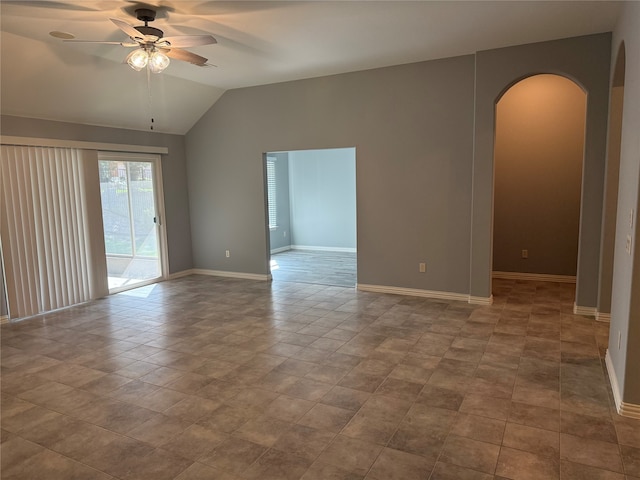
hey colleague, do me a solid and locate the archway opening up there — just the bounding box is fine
[492,74,587,304]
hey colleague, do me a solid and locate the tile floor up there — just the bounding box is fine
[1,276,639,479]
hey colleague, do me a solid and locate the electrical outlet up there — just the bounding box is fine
[419,263,426,273]
[225,250,230,258]
[283,231,287,238]
[522,249,528,259]
[626,236,632,255]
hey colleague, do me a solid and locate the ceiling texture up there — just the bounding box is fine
[0,1,622,134]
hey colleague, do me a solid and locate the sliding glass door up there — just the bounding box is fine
[98,153,165,291]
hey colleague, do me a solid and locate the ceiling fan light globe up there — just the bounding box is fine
[127,48,149,71]
[149,50,170,73]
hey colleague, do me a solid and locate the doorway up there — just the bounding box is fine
[98,152,167,292]
[265,147,357,287]
[492,74,587,296]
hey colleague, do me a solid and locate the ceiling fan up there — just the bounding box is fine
[64,7,217,73]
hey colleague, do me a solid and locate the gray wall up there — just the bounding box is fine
[493,74,585,276]
[608,1,640,405]
[0,115,193,275]
[288,148,356,250]
[471,33,612,306]
[186,55,476,293]
[267,152,291,252]
[598,84,625,315]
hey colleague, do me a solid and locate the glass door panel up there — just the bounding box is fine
[99,159,161,291]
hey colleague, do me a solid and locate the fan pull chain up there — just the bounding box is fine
[147,67,154,130]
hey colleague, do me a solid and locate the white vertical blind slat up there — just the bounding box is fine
[35,149,55,311]
[73,151,91,298]
[15,148,40,315]
[57,149,75,307]
[50,149,66,309]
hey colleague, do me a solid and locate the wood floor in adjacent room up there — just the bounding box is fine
[1,276,639,479]
[270,249,356,287]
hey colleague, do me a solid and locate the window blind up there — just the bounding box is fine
[0,145,108,320]
[267,158,277,228]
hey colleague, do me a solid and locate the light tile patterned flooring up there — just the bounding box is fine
[1,276,639,479]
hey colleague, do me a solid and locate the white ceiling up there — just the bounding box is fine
[0,1,622,135]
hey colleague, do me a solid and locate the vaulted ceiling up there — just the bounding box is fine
[0,1,622,134]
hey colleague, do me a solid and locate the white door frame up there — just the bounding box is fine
[98,151,169,292]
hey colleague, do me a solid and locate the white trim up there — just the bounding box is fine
[469,295,494,305]
[270,246,291,254]
[620,402,640,419]
[596,311,611,323]
[492,271,576,283]
[1,136,168,155]
[191,269,272,281]
[606,350,622,411]
[291,245,357,253]
[606,350,640,419]
[168,269,195,280]
[0,315,8,325]
[357,284,468,302]
[98,152,170,291]
[573,303,597,316]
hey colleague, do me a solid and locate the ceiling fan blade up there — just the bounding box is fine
[63,40,139,47]
[158,35,217,48]
[163,48,208,66]
[110,18,144,41]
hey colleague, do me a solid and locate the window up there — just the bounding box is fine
[267,157,277,229]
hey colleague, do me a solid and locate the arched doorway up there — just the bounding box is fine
[492,74,587,303]
[597,43,626,321]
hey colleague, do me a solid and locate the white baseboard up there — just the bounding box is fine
[573,303,597,316]
[606,350,640,419]
[492,271,576,283]
[191,269,272,281]
[168,269,195,280]
[0,315,8,325]
[291,245,357,253]
[270,246,291,254]
[596,311,611,323]
[357,283,468,303]
[469,295,494,305]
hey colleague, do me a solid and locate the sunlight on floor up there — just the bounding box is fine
[117,283,158,298]
[108,276,149,290]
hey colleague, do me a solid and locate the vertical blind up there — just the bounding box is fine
[0,145,108,319]
[267,157,277,228]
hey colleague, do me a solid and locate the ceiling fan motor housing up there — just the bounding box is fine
[135,25,163,38]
